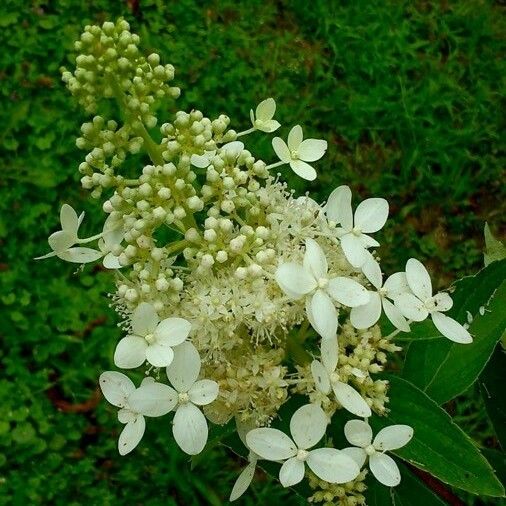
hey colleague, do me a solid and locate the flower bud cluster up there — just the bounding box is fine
[308,469,367,506]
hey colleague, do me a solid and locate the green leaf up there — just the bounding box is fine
[482,448,506,489]
[484,223,506,266]
[480,347,506,449]
[392,464,447,506]
[402,260,506,404]
[370,375,504,497]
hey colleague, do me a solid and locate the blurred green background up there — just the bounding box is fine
[0,0,504,504]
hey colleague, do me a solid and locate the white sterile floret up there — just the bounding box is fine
[191,141,244,168]
[98,214,124,269]
[272,125,327,181]
[99,372,176,455]
[393,258,473,344]
[250,98,281,133]
[165,341,219,455]
[35,204,102,264]
[342,419,413,487]
[275,238,369,339]
[326,186,389,268]
[350,257,410,331]
[311,336,371,417]
[246,404,360,487]
[114,302,191,368]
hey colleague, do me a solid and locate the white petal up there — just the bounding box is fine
[118,416,145,455]
[311,360,331,395]
[374,425,414,451]
[131,302,159,336]
[99,371,136,408]
[256,97,276,121]
[354,198,389,233]
[275,262,317,298]
[221,141,244,157]
[383,272,411,299]
[360,234,380,248]
[310,290,338,340]
[369,453,401,487]
[272,137,291,163]
[383,299,410,332]
[145,343,175,368]
[303,238,328,279]
[188,379,219,405]
[298,139,327,162]
[57,247,102,264]
[230,461,256,501]
[103,252,122,269]
[433,292,453,312]
[166,341,201,392]
[34,250,57,260]
[341,447,367,468]
[406,258,433,300]
[340,234,368,268]
[361,257,383,290]
[103,225,123,248]
[290,404,327,450]
[320,335,339,373]
[114,335,148,369]
[246,428,297,461]
[249,108,255,126]
[128,382,178,416]
[327,276,369,307]
[191,153,213,168]
[60,204,79,233]
[259,119,280,133]
[431,311,473,344]
[173,403,208,455]
[289,160,317,181]
[48,230,75,254]
[287,125,303,150]
[117,408,136,424]
[306,448,360,483]
[394,293,429,321]
[279,457,305,487]
[333,382,372,417]
[326,185,353,230]
[154,317,191,347]
[344,419,373,447]
[350,292,382,329]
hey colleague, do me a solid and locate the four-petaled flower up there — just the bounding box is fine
[311,337,371,417]
[191,141,244,168]
[350,257,410,331]
[35,204,102,264]
[272,125,327,181]
[246,403,360,487]
[342,419,413,487]
[99,372,176,455]
[98,214,124,269]
[114,302,191,368]
[394,258,473,344]
[165,341,219,455]
[326,186,389,268]
[250,98,281,133]
[275,238,369,339]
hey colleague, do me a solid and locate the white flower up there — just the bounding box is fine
[230,419,260,502]
[272,125,327,181]
[393,258,473,344]
[165,341,219,455]
[98,214,124,269]
[326,186,389,268]
[35,204,102,264]
[342,419,413,487]
[250,98,281,133]
[114,302,191,369]
[350,258,410,331]
[311,337,371,417]
[275,238,369,339]
[190,141,244,168]
[246,404,360,487]
[99,372,176,455]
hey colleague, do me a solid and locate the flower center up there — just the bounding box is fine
[290,150,299,160]
[352,226,362,236]
[365,444,376,456]
[296,449,309,461]
[254,119,264,127]
[145,333,155,344]
[178,392,190,404]
[424,297,436,311]
[317,277,328,289]
[330,372,339,384]
[378,287,387,297]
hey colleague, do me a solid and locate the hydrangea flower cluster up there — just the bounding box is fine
[38,19,473,504]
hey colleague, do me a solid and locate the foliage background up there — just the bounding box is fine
[0,0,504,504]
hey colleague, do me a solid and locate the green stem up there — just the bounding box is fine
[265,160,285,170]
[236,127,255,138]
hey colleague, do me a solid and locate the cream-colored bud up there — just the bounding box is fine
[235,267,247,279]
[124,288,138,301]
[158,187,171,199]
[204,229,217,242]
[221,200,235,213]
[151,247,164,261]
[201,254,215,268]
[216,250,228,263]
[153,206,167,220]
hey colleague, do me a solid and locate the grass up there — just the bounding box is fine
[0,0,504,504]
